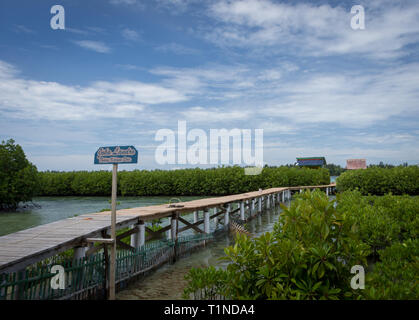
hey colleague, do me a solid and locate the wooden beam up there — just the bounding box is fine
[177,216,205,234]
[116,239,135,252]
[85,238,115,244]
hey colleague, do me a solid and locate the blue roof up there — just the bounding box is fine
[296,159,326,166]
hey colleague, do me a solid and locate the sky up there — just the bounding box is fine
[0,0,418,171]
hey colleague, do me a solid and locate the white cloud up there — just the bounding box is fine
[205,0,419,59]
[73,40,111,53]
[156,43,199,55]
[121,28,141,41]
[0,60,187,121]
[179,106,251,123]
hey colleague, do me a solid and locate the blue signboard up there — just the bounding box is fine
[94,146,138,164]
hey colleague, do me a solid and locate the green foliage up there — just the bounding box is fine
[183,190,370,300]
[183,190,419,300]
[337,191,418,255]
[336,166,419,195]
[324,163,346,176]
[37,166,330,196]
[0,139,39,210]
[364,239,419,300]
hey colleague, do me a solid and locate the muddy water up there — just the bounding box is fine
[116,204,286,300]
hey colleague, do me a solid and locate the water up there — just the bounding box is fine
[0,196,205,236]
[116,204,286,300]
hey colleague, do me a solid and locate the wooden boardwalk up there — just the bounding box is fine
[0,183,335,273]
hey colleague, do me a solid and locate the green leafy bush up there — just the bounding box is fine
[183,190,370,300]
[37,166,330,197]
[364,239,419,300]
[183,190,419,300]
[336,166,419,195]
[0,139,38,210]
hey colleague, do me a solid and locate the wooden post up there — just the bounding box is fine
[193,211,198,224]
[326,187,329,196]
[224,204,230,229]
[258,197,262,213]
[240,201,245,221]
[267,195,270,209]
[213,208,218,230]
[74,246,86,260]
[139,220,145,247]
[130,224,138,248]
[171,214,177,240]
[251,199,255,213]
[282,191,285,202]
[204,209,210,234]
[109,163,117,300]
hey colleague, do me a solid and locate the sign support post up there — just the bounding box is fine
[93,145,138,300]
[109,163,117,300]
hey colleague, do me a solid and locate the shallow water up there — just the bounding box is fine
[116,204,286,300]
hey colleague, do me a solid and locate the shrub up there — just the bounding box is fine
[37,166,330,197]
[0,139,38,210]
[364,239,419,300]
[183,190,370,300]
[336,166,419,195]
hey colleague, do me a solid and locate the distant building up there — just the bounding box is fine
[296,157,326,169]
[346,159,367,170]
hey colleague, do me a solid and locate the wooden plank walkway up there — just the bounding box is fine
[0,183,335,273]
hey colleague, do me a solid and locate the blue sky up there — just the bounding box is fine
[0,0,418,171]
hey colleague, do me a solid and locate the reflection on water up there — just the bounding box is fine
[117,204,287,300]
[0,196,205,236]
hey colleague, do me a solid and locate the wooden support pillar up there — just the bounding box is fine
[139,221,145,247]
[282,191,285,202]
[224,204,230,229]
[326,187,329,196]
[204,209,210,234]
[193,211,198,224]
[213,208,219,230]
[258,197,262,213]
[130,221,145,248]
[171,214,177,240]
[74,246,86,260]
[130,224,138,248]
[267,195,270,209]
[251,199,255,213]
[240,201,245,221]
